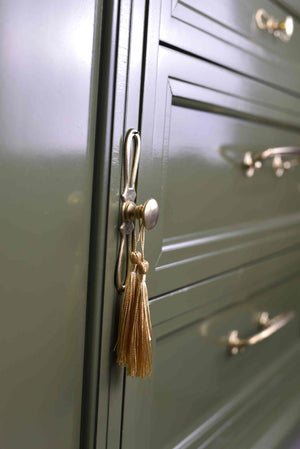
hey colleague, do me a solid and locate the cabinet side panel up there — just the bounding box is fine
[0,1,98,447]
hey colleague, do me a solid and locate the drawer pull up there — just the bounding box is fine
[115,129,159,292]
[228,311,295,356]
[115,129,159,379]
[255,8,294,41]
[243,146,300,177]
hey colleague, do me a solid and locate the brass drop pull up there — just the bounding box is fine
[243,146,300,177]
[123,198,159,230]
[115,129,159,293]
[228,311,295,356]
[255,8,294,41]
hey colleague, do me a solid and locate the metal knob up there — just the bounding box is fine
[123,198,159,230]
[255,9,294,41]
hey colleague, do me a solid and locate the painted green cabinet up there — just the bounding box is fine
[122,251,300,449]
[159,0,300,93]
[84,1,300,449]
[139,45,300,298]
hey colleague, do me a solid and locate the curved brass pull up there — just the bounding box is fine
[122,129,141,203]
[243,146,300,177]
[115,129,140,293]
[228,311,295,356]
[115,129,159,293]
[255,8,294,41]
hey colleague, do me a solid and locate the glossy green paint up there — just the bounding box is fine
[273,0,300,19]
[139,44,300,298]
[121,249,300,449]
[91,0,300,448]
[0,1,100,448]
[160,0,300,94]
[83,1,147,449]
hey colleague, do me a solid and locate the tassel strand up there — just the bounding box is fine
[115,220,153,378]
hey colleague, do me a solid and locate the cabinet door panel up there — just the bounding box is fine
[121,250,300,449]
[139,46,300,298]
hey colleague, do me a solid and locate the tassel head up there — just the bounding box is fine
[138,260,149,275]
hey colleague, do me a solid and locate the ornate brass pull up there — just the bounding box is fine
[243,146,300,177]
[255,8,294,41]
[115,129,159,293]
[228,311,295,356]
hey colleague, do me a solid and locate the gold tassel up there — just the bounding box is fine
[115,250,141,367]
[127,224,153,378]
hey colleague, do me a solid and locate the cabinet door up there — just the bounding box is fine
[0,1,98,448]
[94,1,300,449]
[139,44,300,298]
[121,250,300,449]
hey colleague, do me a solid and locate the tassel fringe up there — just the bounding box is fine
[115,222,153,379]
[127,260,152,378]
[115,251,141,367]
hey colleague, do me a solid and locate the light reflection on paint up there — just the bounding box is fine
[66,15,94,65]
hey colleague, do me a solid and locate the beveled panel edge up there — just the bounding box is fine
[157,213,300,270]
[171,344,300,449]
[272,0,300,21]
[159,0,300,94]
[152,228,300,299]
[173,0,276,61]
[150,246,300,329]
[251,394,300,449]
[121,250,300,449]
[169,77,300,129]
[159,46,300,125]
[173,0,299,66]
[143,53,300,297]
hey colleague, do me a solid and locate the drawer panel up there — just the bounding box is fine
[121,251,300,449]
[274,0,300,18]
[157,0,300,93]
[140,46,300,298]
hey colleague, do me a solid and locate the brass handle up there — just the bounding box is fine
[115,129,159,293]
[228,311,295,356]
[243,146,300,177]
[123,198,159,231]
[255,8,294,41]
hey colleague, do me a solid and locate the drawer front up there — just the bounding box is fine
[275,0,300,18]
[121,251,300,449]
[157,0,300,93]
[140,46,300,298]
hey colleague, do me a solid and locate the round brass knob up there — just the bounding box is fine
[123,198,159,230]
[255,8,294,41]
[142,198,159,230]
[280,16,294,39]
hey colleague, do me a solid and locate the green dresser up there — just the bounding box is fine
[83,1,300,449]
